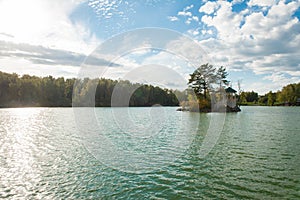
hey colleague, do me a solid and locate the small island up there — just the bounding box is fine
[177,63,241,113]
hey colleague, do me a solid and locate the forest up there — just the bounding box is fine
[237,83,300,106]
[0,71,179,107]
[0,70,299,108]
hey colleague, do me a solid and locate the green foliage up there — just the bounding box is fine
[198,98,210,111]
[187,64,229,111]
[0,71,179,107]
[276,83,300,105]
[241,83,300,106]
[240,91,259,103]
[188,63,218,99]
[188,63,228,102]
[267,91,276,106]
[258,95,268,105]
[216,66,229,87]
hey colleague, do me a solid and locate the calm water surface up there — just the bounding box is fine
[0,106,299,199]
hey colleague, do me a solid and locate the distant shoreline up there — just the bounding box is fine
[1,104,299,109]
[0,105,180,109]
[239,103,300,107]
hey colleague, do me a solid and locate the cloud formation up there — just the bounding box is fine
[199,1,219,14]
[197,0,300,92]
[168,16,179,21]
[0,40,121,67]
[0,0,102,77]
[0,0,99,53]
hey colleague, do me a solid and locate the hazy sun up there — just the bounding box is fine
[0,0,51,41]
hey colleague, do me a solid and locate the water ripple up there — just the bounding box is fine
[0,107,299,199]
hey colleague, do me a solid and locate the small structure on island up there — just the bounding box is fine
[225,87,241,112]
[225,87,237,108]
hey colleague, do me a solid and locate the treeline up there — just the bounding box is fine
[0,71,179,107]
[239,82,300,106]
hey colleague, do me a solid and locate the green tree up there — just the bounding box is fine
[217,66,229,88]
[267,91,276,106]
[277,83,299,105]
[240,92,247,103]
[188,63,217,99]
[258,95,268,105]
[240,91,258,103]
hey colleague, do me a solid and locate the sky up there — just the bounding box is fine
[0,0,299,94]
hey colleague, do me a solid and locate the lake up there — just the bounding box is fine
[0,106,299,199]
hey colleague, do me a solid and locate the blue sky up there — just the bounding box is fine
[0,0,299,94]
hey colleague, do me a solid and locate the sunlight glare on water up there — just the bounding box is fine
[0,108,47,198]
[0,107,299,199]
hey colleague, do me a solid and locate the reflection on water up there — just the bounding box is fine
[0,107,299,199]
[0,108,45,198]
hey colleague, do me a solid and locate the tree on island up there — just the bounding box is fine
[217,66,229,88]
[187,63,229,111]
[188,64,229,98]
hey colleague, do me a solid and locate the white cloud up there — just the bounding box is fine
[188,29,200,36]
[95,47,192,90]
[201,1,243,43]
[178,11,192,17]
[263,72,300,83]
[0,57,80,78]
[184,4,194,11]
[178,6,199,25]
[121,64,187,90]
[168,16,179,21]
[140,51,193,88]
[165,36,210,68]
[241,1,300,40]
[199,1,219,14]
[198,0,300,83]
[0,0,102,78]
[232,0,244,4]
[185,19,192,25]
[248,0,277,7]
[191,16,199,22]
[260,72,300,93]
[88,0,120,17]
[243,82,278,94]
[201,29,213,35]
[0,0,99,54]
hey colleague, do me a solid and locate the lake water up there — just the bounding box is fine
[0,106,299,199]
